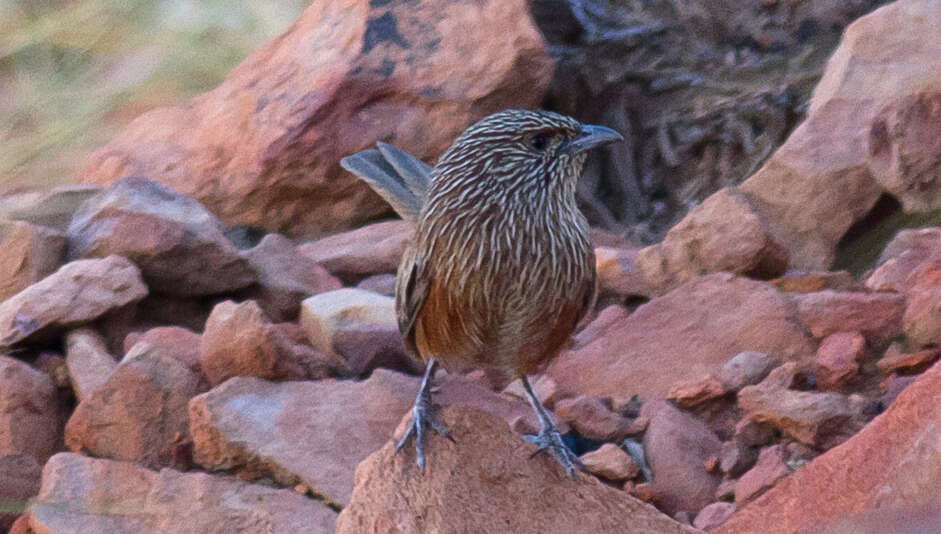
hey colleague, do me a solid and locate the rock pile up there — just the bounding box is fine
[2,1,940,533]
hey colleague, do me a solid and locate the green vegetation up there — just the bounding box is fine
[0,0,306,190]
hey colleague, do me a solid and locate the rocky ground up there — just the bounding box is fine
[1,0,940,533]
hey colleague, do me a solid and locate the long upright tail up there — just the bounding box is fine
[340,142,432,223]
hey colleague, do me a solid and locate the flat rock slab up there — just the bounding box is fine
[189,370,419,508]
[549,273,814,400]
[336,404,699,534]
[27,453,336,534]
[0,256,147,346]
[189,369,543,508]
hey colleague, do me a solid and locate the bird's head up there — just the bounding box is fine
[429,109,623,202]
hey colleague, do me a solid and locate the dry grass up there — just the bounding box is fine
[0,0,307,191]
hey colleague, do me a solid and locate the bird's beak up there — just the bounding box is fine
[567,124,624,154]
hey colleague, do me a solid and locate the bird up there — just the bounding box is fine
[340,109,623,477]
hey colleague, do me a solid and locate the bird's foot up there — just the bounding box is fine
[528,424,584,479]
[395,392,452,472]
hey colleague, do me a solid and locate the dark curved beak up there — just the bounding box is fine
[568,124,624,155]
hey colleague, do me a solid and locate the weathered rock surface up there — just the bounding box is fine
[64,328,117,401]
[549,274,814,400]
[189,369,541,508]
[737,0,941,269]
[0,220,66,303]
[814,331,865,391]
[595,245,650,297]
[903,282,941,348]
[297,221,410,282]
[336,405,698,534]
[769,271,861,294]
[734,444,790,505]
[300,288,415,376]
[717,360,941,534]
[876,348,939,375]
[200,300,342,385]
[867,227,941,293]
[738,363,865,450]
[636,187,787,295]
[694,502,734,532]
[642,400,722,516]
[0,256,147,346]
[553,395,629,441]
[77,0,553,238]
[27,453,336,533]
[238,233,341,321]
[0,454,42,530]
[580,443,639,482]
[122,326,202,374]
[0,356,60,463]
[793,290,905,344]
[65,341,206,469]
[0,185,102,232]
[67,177,256,296]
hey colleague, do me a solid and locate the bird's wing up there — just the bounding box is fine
[395,245,430,360]
[340,149,424,223]
[376,142,431,200]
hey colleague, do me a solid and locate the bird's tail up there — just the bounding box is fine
[340,142,432,223]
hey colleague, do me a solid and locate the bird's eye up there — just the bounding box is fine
[529,133,549,151]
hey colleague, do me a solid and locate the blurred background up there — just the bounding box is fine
[0,0,307,191]
[0,0,889,241]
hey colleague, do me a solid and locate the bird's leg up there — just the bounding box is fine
[395,358,452,471]
[522,376,584,478]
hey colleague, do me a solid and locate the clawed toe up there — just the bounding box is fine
[396,401,452,471]
[528,428,585,479]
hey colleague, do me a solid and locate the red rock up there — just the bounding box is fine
[34,352,69,390]
[693,502,735,531]
[78,0,552,238]
[0,221,66,303]
[336,405,698,534]
[0,256,147,346]
[866,228,941,292]
[8,514,32,534]
[189,371,417,508]
[880,373,917,408]
[581,444,639,482]
[714,479,736,502]
[65,341,206,469]
[549,274,814,400]
[0,356,60,463]
[238,233,342,321]
[0,454,41,530]
[876,348,939,375]
[737,0,941,270]
[636,187,788,295]
[642,400,722,516]
[902,283,941,348]
[67,177,256,296]
[793,290,904,343]
[355,273,396,297]
[733,418,774,447]
[27,453,336,533]
[554,395,629,441]
[814,331,865,390]
[200,300,341,385]
[433,373,544,433]
[667,376,728,408]
[571,304,628,349]
[300,288,416,376]
[719,440,757,478]
[717,359,941,534]
[734,444,790,505]
[769,270,861,293]
[123,326,201,374]
[738,363,865,449]
[595,245,650,297]
[64,328,117,401]
[715,351,774,391]
[297,220,410,281]
[0,184,101,232]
